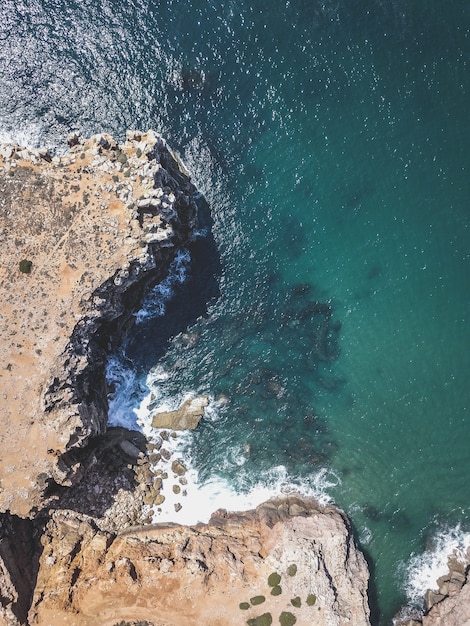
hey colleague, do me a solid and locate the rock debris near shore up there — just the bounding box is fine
[0,130,374,626]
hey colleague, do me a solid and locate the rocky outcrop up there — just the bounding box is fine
[0,130,197,517]
[395,551,470,626]
[28,494,371,626]
[151,394,209,429]
[420,570,470,626]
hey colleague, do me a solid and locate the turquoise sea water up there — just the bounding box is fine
[1,1,469,623]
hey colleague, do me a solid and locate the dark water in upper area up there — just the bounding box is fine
[1,1,469,623]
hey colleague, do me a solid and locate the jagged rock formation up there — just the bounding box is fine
[420,571,470,625]
[28,494,371,626]
[0,130,197,517]
[396,552,470,626]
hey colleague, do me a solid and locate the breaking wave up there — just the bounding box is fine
[400,524,470,609]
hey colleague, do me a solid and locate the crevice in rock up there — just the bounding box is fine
[128,562,138,582]
[70,567,81,587]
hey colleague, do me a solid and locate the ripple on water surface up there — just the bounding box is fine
[1,1,469,624]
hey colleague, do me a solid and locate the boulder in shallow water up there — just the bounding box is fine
[151,395,209,430]
[171,459,187,476]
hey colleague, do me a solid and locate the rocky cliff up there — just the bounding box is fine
[0,131,375,626]
[0,130,197,517]
[395,551,470,626]
[28,494,371,626]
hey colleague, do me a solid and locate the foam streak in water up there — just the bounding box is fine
[134,249,190,324]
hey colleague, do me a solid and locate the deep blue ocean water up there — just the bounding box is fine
[1,1,469,623]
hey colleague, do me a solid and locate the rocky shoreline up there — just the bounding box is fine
[0,129,197,518]
[0,131,468,625]
[393,551,470,626]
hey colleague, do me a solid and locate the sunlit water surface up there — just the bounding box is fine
[1,1,469,623]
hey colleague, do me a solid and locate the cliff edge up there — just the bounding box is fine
[28,494,371,626]
[0,130,197,517]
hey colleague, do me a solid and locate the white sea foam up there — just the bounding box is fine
[108,352,337,526]
[106,354,145,430]
[128,384,339,526]
[0,120,45,148]
[401,524,470,607]
[107,311,338,526]
[134,248,191,324]
[106,249,190,429]
[147,455,337,527]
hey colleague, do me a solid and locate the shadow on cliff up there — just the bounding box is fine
[49,192,219,496]
[37,193,221,512]
[0,512,46,624]
[118,192,222,380]
[46,427,151,517]
[356,541,381,626]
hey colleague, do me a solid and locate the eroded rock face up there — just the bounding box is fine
[395,550,470,626]
[421,573,470,625]
[28,494,371,626]
[0,130,197,517]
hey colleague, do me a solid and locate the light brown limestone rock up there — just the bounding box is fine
[151,395,209,430]
[28,494,371,626]
[0,131,197,517]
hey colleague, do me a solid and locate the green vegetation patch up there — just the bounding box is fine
[250,595,266,606]
[19,259,32,274]
[247,613,272,626]
[287,564,297,576]
[268,572,281,587]
[290,597,301,608]
[279,612,297,626]
[239,602,250,610]
[306,593,317,606]
[270,585,282,596]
